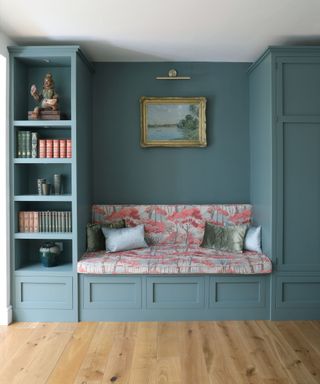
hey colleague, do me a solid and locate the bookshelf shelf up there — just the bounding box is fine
[14,158,72,164]
[14,120,73,128]
[14,194,72,202]
[14,232,73,240]
[15,262,73,275]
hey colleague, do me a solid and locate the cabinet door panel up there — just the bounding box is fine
[146,276,205,309]
[276,276,320,308]
[83,276,142,309]
[209,276,266,308]
[282,123,320,267]
[15,276,73,309]
[281,59,320,116]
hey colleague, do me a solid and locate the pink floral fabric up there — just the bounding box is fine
[92,204,252,246]
[77,244,272,275]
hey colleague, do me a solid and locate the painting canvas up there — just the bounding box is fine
[140,97,207,147]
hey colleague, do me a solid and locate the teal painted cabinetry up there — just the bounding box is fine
[249,47,320,320]
[9,46,92,321]
[80,275,270,321]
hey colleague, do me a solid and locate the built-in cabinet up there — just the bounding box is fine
[249,47,320,320]
[9,46,92,321]
[8,45,320,322]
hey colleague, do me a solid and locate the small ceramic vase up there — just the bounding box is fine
[39,242,61,267]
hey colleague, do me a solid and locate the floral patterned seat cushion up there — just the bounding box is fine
[77,244,272,275]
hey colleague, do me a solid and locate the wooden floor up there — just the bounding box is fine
[0,321,319,384]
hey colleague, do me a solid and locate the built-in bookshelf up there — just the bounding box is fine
[9,45,93,321]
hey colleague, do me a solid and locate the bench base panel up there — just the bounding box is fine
[79,274,271,321]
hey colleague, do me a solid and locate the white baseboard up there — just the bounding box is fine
[0,305,12,325]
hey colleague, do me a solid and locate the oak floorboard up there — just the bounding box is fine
[101,324,137,384]
[73,322,117,384]
[198,321,240,384]
[46,322,98,384]
[153,322,183,384]
[127,322,158,384]
[180,321,210,384]
[213,321,258,384]
[149,356,181,384]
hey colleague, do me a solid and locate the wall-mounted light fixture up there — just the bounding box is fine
[156,69,191,80]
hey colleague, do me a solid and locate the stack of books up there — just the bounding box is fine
[17,132,72,159]
[19,211,72,233]
[17,131,38,158]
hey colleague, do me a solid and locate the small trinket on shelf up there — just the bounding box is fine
[39,242,61,267]
[29,73,65,120]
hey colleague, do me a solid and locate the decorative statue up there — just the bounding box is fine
[30,73,59,118]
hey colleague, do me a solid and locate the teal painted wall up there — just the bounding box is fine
[92,62,250,204]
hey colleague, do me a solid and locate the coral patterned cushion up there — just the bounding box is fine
[78,245,272,275]
[92,204,252,246]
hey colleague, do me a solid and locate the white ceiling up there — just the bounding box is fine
[1,0,320,62]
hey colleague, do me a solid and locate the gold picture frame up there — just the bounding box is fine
[140,97,207,147]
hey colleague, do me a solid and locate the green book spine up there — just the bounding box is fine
[52,211,56,232]
[55,211,58,232]
[48,211,52,232]
[21,132,26,158]
[17,131,23,158]
[61,212,65,233]
[25,131,31,158]
[68,211,72,232]
[57,212,61,232]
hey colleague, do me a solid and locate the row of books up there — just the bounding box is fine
[39,139,72,158]
[17,131,72,158]
[19,211,72,233]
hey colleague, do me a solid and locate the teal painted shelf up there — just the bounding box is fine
[14,194,72,202]
[14,158,72,164]
[15,262,73,275]
[14,120,72,127]
[14,232,73,240]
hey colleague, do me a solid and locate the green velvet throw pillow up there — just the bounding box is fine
[201,222,247,253]
[86,220,125,252]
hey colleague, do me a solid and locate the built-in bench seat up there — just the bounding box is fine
[78,245,272,275]
[78,204,272,321]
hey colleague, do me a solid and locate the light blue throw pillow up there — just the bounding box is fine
[102,224,148,252]
[244,226,262,253]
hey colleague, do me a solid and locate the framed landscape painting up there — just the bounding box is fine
[140,97,207,147]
